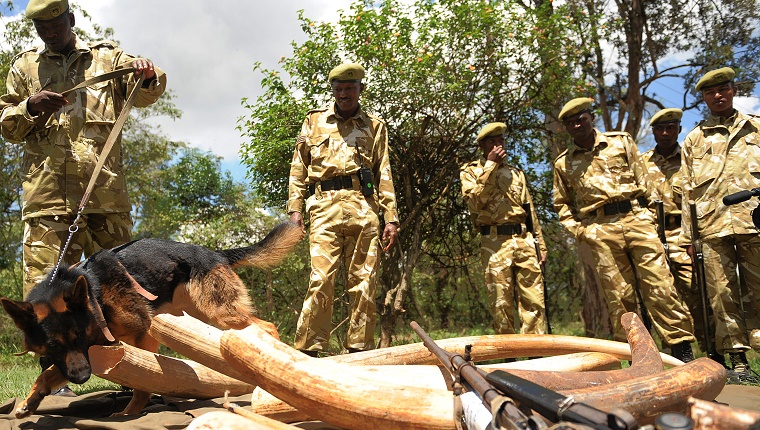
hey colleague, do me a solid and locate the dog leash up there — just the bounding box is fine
[50,66,144,282]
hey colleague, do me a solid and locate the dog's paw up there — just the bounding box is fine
[14,403,32,419]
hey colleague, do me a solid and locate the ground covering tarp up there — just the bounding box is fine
[1,385,758,429]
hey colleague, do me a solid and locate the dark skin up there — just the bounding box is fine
[290,79,398,252]
[652,121,682,158]
[686,80,736,258]
[26,11,156,116]
[478,134,546,264]
[562,111,596,149]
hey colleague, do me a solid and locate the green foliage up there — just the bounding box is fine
[238,0,589,342]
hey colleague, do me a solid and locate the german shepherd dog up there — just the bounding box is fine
[1,221,301,418]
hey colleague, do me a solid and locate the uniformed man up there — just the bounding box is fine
[680,67,760,382]
[643,108,719,362]
[0,0,166,296]
[0,0,166,397]
[461,122,548,334]
[288,63,399,355]
[552,97,696,362]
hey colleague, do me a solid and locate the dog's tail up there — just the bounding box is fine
[220,221,303,269]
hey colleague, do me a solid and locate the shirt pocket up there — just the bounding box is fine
[307,135,330,175]
[606,155,634,184]
[689,144,714,190]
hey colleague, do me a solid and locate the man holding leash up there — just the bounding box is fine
[0,0,166,297]
[287,63,399,355]
[461,122,548,335]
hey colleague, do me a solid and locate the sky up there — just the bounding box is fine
[1,0,759,177]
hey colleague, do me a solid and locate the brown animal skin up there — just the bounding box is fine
[1,221,302,418]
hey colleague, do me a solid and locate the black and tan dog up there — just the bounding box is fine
[1,221,301,418]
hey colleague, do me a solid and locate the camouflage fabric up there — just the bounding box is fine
[289,104,397,352]
[286,103,398,223]
[642,146,714,352]
[553,130,656,237]
[702,235,760,353]
[23,213,132,296]
[680,110,760,353]
[553,130,695,344]
[0,36,166,220]
[461,158,547,334]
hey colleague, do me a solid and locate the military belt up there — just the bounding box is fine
[596,196,648,217]
[480,223,523,236]
[308,175,355,195]
[664,214,682,230]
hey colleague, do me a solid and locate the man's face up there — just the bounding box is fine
[33,12,74,54]
[652,122,681,149]
[480,135,505,154]
[701,82,735,115]
[332,81,363,114]
[562,111,595,142]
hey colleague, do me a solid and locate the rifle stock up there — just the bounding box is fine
[410,321,542,430]
[689,202,716,359]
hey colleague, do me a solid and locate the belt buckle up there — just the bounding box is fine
[343,175,353,189]
[619,200,632,213]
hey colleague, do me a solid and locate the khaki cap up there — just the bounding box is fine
[476,122,506,142]
[26,0,68,21]
[558,97,594,120]
[695,67,735,92]
[328,63,365,82]
[650,108,683,126]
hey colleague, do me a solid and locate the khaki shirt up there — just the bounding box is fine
[0,37,166,220]
[460,158,547,255]
[680,110,760,245]
[552,129,653,236]
[642,145,685,217]
[287,104,399,223]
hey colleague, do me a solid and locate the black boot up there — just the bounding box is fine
[727,351,759,385]
[707,352,727,368]
[670,342,695,363]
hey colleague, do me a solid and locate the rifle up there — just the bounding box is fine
[689,201,717,360]
[654,200,669,259]
[411,321,638,430]
[521,203,551,334]
[410,321,544,430]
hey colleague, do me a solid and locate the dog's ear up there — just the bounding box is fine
[64,276,90,310]
[1,297,37,332]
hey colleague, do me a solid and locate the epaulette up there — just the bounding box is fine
[553,148,569,164]
[603,131,631,137]
[88,40,118,49]
[12,46,40,62]
[306,106,329,116]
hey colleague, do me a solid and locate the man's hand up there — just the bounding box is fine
[27,91,67,115]
[486,145,506,164]
[686,244,694,260]
[132,58,156,80]
[289,212,306,235]
[382,222,399,252]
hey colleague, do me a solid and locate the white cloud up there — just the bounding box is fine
[5,0,353,179]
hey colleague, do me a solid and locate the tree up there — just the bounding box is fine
[240,0,588,347]
[567,0,760,137]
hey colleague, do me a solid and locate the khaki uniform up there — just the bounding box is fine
[553,129,695,344]
[461,158,547,334]
[643,146,714,352]
[0,37,166,294]
[680,111,760,354]
[288,104,398,352]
